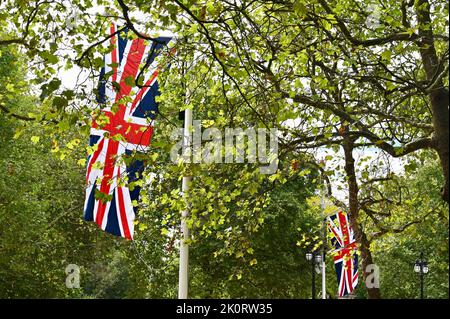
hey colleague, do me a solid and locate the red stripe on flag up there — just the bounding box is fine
[346,257,353,293]
[95,139,119,226]
[339,271,346,297]
[92,112,154,146]
[114,38,147,119]
[338,211,351,246]
[116,179,132,240]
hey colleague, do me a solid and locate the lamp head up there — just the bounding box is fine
[423,262,429,274]
[315,254,322,264]
[414,260,421,273]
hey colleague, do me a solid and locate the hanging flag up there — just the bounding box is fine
[327,211,359,297]
[83,22,172,240]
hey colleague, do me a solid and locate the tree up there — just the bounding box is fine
[144,0,448,298]
[365,157,449,298]
[0,46,126,298]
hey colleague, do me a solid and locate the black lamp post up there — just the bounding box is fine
[414,252,429,299]
[306,251,322,299]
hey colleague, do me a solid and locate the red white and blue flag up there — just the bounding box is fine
[327,211,359,297]
[83,23,172,240]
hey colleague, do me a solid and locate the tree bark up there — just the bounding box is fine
[416,0,449,203]
[343,136,381,299]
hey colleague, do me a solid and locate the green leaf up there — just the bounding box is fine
[41,51,58,64]
[293,1,307,17]
[47,78,61,93]
[381,50,392,61]
[124,76,135,87]
[52,96,68,110]
[322,20,332,31]
[112,81,121,92]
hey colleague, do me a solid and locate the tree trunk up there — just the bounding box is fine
[430,88,450,203]
[343,136,381,299]
[416,0,449,203]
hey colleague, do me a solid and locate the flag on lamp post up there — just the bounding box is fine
[83,22,172,240]
[326,210,359,297]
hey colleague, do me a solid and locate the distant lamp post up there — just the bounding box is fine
[306,251,322,299]
[414,253,429,299]
[315,254,322,264]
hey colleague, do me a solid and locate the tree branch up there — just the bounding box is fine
[0,104,36,121]
[317,0,419,47]
[74,26,127,65]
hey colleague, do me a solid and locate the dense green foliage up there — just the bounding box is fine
[369,160,449,299]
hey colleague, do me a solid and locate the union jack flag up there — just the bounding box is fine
[83,22,172,240]
[327,211,359,297]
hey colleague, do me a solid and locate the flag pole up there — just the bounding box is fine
[178,108,192,299]
[178,53,191,299]
[321,175,327,299]
[178,91,192,299]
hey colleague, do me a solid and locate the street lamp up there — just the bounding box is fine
[306,251,322,299]
[315,254,322,264]
[414,253,429,299]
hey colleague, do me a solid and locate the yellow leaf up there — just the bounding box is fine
[77,158,86,166]
[13,129,24,139]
